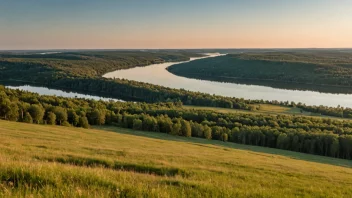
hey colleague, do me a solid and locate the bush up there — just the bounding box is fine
[23,112,33,124]
[221,133,228,142]
[47,112,56,125]
[132,119,143,130]
[79,116,90,129]
[203,125,212,140]
[61,121,71,127]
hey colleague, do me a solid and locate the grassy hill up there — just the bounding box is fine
[1,120,352,197]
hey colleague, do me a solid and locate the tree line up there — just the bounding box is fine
[167,52,352,94]
[1,86,352,160]
[3,51,352,119]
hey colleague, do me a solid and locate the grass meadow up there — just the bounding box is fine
[184,104,349,120]
[0,120,351,197]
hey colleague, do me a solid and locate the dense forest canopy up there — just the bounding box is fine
[2,50,352,119]
[167,51,352,92]
[0,50,203,77]
[1,86,352,160]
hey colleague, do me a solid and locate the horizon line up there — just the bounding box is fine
[1,47,352,51]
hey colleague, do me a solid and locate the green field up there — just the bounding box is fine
[184,104,350,120]
[184,104,311,116]
[0,120,351,197]
[184,104,307,115]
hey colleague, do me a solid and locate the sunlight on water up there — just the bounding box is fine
[104,53,352,108]
[6,85,123,102]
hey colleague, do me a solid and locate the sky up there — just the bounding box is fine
[1,0,352,50]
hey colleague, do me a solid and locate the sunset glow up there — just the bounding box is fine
[1,0,351,49]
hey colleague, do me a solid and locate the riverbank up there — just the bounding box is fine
[102,53,352,108]
[6,85,122,101]
[3,50,352,119]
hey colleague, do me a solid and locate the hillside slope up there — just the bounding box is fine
[0,120,351,197]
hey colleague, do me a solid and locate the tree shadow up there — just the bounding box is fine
[96,126,352,168]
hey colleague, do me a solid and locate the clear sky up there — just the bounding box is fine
[1,0,351,50]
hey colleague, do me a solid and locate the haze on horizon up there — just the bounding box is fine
[1,0,352,50]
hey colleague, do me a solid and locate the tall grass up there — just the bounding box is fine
[36,155,188,177]
[0,120,352,197]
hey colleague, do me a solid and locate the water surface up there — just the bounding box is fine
[104,53,352,108]
[6,85,122,102]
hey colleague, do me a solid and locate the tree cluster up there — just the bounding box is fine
[1,86,352,160]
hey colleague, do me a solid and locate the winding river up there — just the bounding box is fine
[6,53,352,107]
[6,85,122,102]
[103,53,352,108]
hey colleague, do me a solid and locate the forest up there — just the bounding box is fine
[0,50,203,77]
[1,86,352,160]
[167,51,352,93]
[2,51,352,119]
